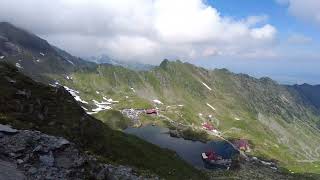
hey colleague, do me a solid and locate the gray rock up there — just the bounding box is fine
[0,126,159,180]
[0,159,25,180]
[39,151,54,167]
[28,167,37,174]
[53,138,70,149]
[0,124,18,134]
[16,159,24,164]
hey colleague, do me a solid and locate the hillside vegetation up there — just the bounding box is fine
[1,22,320,178]
[53,60,320,174]
[0,62,204,179]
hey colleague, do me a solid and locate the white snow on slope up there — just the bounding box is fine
[40,52,45,56]
[103,97,119,103]
[66,59,75,66]
[88,99,112,114]
[15,63,23,69]
[0,56,4,59]
[64,86,88,104]
[130,87,136,92]
[206,103,216,111]
[81,106,88,111]
[153,99,163,105]
[66,75,72,80]
[201,82,212,91]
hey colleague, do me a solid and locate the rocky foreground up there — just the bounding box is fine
[0,124,159,180]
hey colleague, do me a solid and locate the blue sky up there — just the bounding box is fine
[197,0,320,84]
[210,0,319,45]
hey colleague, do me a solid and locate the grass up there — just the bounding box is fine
[0,62,205,179]
[40,61,320,175]
[94,110,132,130]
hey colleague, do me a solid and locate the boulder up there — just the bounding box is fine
[0,124,18,134]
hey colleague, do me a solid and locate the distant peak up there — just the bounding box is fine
[159,59,170,68]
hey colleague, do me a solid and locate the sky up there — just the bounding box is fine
[0,0,319,84]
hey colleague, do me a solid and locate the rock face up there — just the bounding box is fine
[0,159,25,180]
[0,124,18,134]
[0,124,159,180]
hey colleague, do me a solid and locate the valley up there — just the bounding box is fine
[1,22,320,179]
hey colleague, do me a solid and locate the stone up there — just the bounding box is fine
[0,159,25,180]
[54,138,70,149]
[39,151,54,167]
[28,167,37,174]
[33,145,42,152]
[0,126,159,180]
[16,159,24,164]
[0,124,18,134]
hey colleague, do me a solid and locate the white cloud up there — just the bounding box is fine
[277,0,320,26]
[244,15,269,27]
[0,0,277,63]
[287,34,312,44]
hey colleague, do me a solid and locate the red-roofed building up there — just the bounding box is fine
[202,122,215,131]
[146,109,157,115]
[234,139,250,152]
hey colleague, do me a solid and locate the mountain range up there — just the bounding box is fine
[85,54,154,71]
[1,22,320,179]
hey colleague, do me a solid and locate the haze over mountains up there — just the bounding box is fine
[1,22,320,179]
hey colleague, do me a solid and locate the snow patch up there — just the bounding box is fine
[5,76,16,84]
[103,97,119,103]
[63,86,88,104]
[153,99,163,105]
[65,76,72,80]
[201,82,212,91]
[81,106,88,111]
[88,99,112,114]
[36,59,40,62]
[130,87,136,92]
[40,52,45,56]
[0,56,4,59]
[178,104,184,107]
[206,103,216,111]
[15,63,23,69]
[234,117,241,121]
[96,91,100,94]
[66,59,75,66]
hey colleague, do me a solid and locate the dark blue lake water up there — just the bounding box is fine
[125,125,237,169]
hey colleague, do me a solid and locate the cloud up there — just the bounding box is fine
[277,0,320,26]
[287,34,313,44]
[0,0,277,63]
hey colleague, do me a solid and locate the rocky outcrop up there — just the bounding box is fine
[0,124,159,180]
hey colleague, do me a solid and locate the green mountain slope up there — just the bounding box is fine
[289,84,320,111]
[0,62,204,179]
[53,60,320,174]
[1,22,319,178]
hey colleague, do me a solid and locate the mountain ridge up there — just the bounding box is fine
[1,22,320,178]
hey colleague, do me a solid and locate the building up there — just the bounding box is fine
[146,109,157,115]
